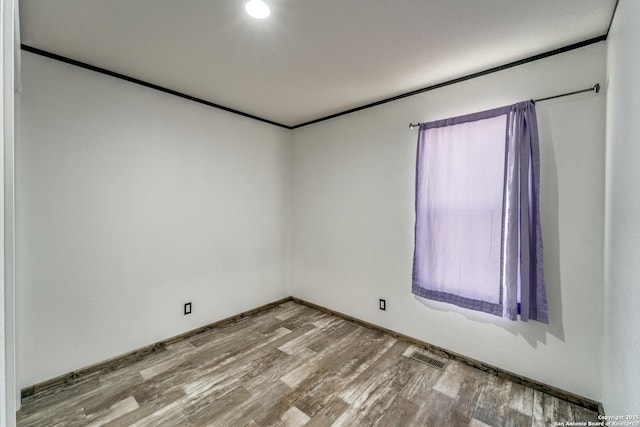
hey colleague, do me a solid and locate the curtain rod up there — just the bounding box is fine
[409,83,600,130]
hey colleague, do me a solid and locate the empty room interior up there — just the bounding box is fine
[2,0,640,425]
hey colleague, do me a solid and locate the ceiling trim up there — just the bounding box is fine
[20,44,292,129]
[22,34,607,130]
[606,0,620,36]
[291,34,607,129]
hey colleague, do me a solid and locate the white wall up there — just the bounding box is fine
[292,43,605,400]
[604,0,640,414]
[2,0,17,423]
[16,52,292,388]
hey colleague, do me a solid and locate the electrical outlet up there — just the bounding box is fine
[379,299,386,311]
[184,302,192,315]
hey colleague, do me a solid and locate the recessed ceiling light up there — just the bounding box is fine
[245,0,270,19]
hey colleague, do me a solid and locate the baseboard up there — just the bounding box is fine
[21,294,604,416]
[20,296,293,402]
[291,296,604,415]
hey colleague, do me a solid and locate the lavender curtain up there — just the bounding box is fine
[412,101,548,323]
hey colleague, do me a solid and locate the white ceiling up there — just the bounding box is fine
[20,0,616,127]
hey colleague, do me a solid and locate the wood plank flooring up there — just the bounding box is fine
[17,301,599,426]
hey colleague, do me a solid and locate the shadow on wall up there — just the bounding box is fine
[411,106,565,349]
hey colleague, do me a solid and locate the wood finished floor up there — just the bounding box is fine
[17,301,599,426]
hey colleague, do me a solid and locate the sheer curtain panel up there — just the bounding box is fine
[412,101,548,323]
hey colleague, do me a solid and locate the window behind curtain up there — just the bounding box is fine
[412,101,548,323]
